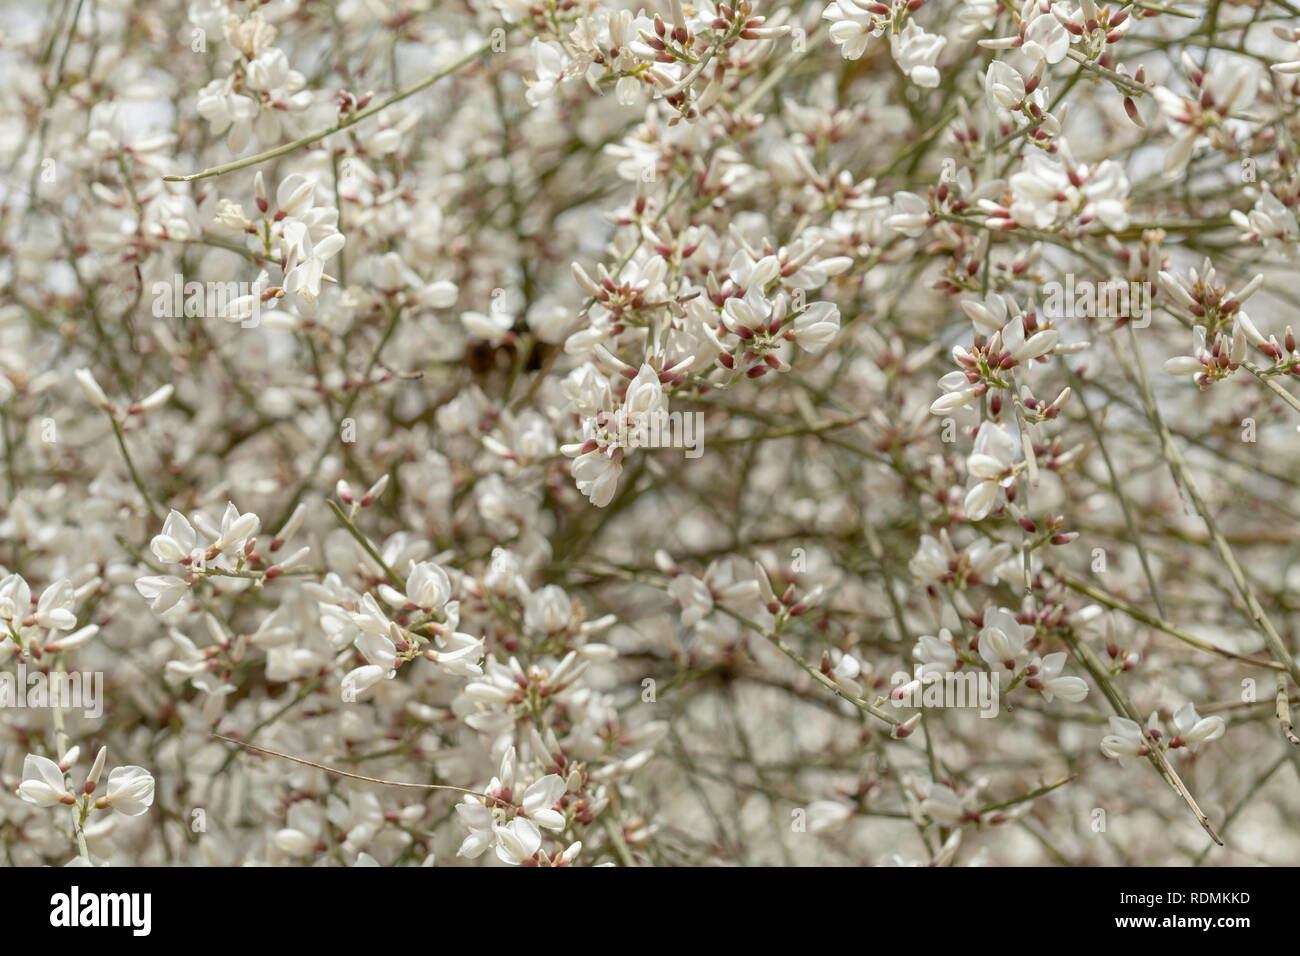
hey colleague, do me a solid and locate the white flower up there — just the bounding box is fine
[1029,652,1088,703]
[985,61,1026,111]
[214,504,261,553]
[622,363,667,421]
[957,0,1000,36]
[342,664,389,699]
[913,630,958,676]
[930,372,984,415]
[105,766,155,816]
[196,45,309,153]
[565,445,623,507]
[18,754,71,807]
[1272,25,1300,74]
[1021,12,1070,64]
[519,774,567,831]
[462,309,514,345]
[977,607,1029,670]
[456,748,565,864]
[0,575,32,628]
[890,21,947,88]
[807,799,854,832]
[822,0,881,60]
[355,630,398,673]
[34,579,77,630]
[525,39,568,107]
[196,79,259,153]
[134,575,190,614]
[828,648,867,696]
[283,231,345,315]
[46,625,100,652]
[1009,150,1130,232]
[525,586,573,634]
[920,783,974,826]
[369,252,420,293]
[667,573,713,626]
[2,0,1287,872]
[275,802,324,855]
[1233,191,1299,246]
[493,818,543,864]
[328,790,385,853]
[1171,703,1225,751]
[999,312,1060,363]
[405,562,451,611]
[1154,57,1259,177]
[151,510,200,564]
[1100,716,1149,760]
[967,539,1013,583]
[1163,355,1204,376]
[886,191,930,236]
[75,368,112,410]
[423,631,485,678]
[791,302,841,352]
[909,534,952,584]
[963,423,1019,520]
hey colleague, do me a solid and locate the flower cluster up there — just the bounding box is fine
[2,0,1299,869]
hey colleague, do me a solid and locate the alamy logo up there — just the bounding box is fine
[1041,275,1151,328]
[0,664,102,719]
[588,408,705,459]
[152,275,264,327]
[49,886,151,936]
[889,668,1001,718]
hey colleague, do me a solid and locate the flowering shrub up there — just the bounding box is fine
[2,0,1300,867]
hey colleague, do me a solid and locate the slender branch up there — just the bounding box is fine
[1243,361,1300,418]
[1065,363,1167,618]
[165,41,493,183]
[1123,325,1300,689]
[51,657,91,864]
[977,774,1076,814]
[1276,673,1300,746]
[1062,629,1223,845]
[110,416,164,521]
[1061,572,1283,671]
[211,734,515,806]
[328,499,405,589]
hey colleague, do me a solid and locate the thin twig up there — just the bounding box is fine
[1123,325,1300,689]
[1063,630,1223,845]
[211,734,511,805]
[165,41,494,183]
